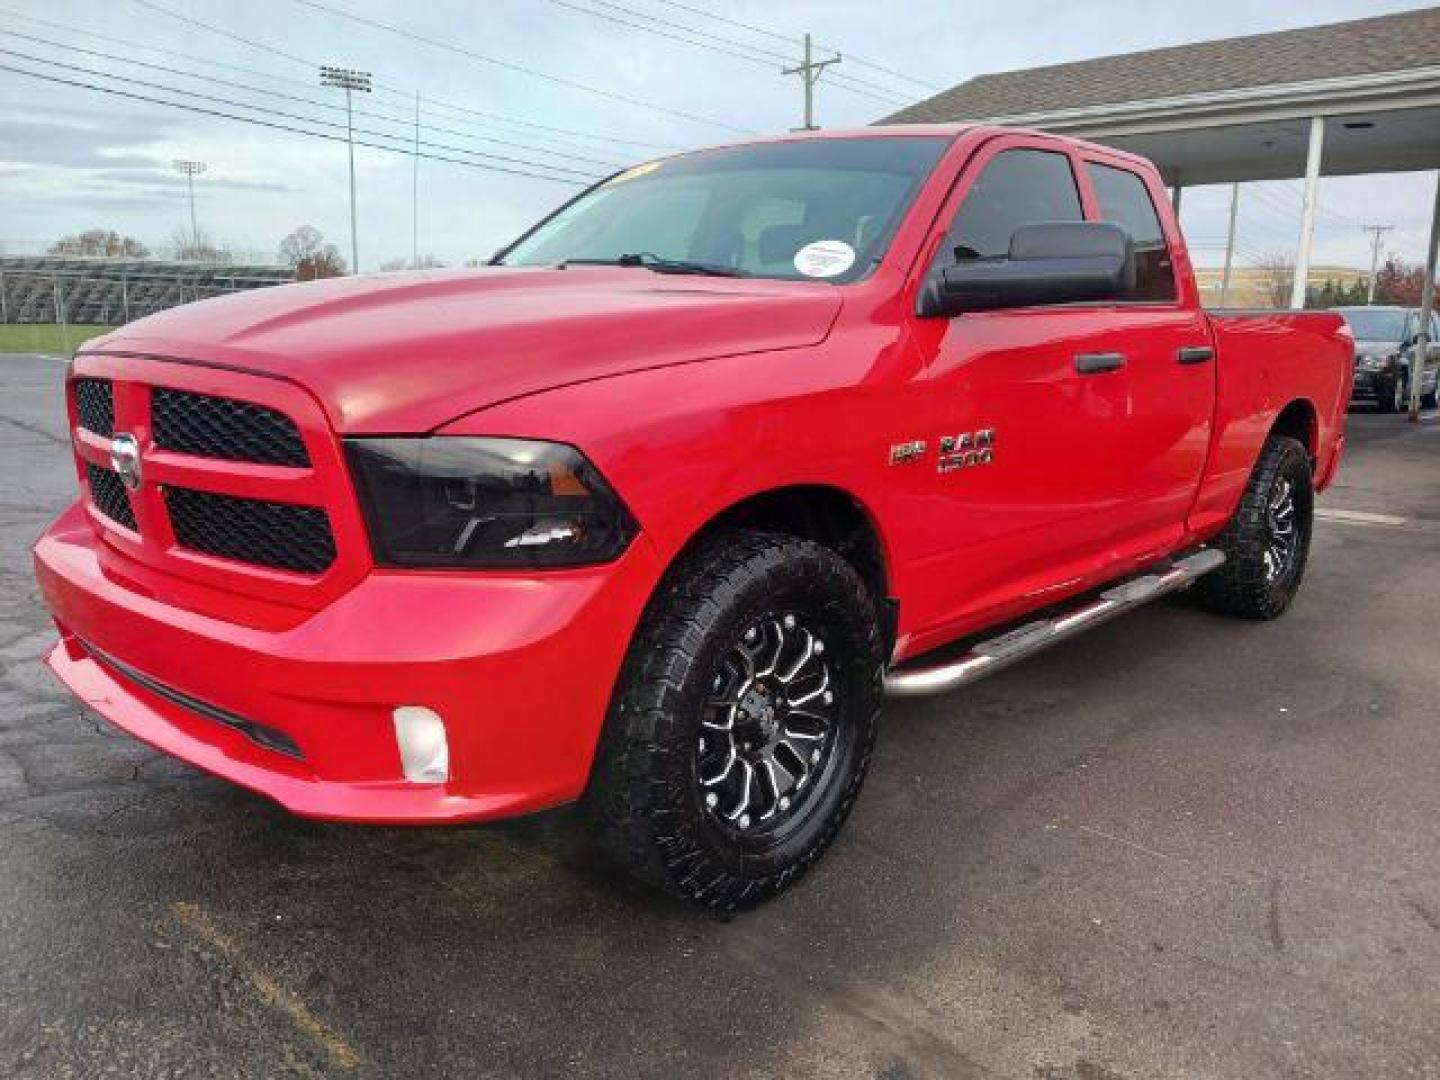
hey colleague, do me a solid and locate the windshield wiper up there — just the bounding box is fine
[559,252,749,278]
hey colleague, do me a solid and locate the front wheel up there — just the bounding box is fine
[1194,435,1314,620]
[587,530,883,912]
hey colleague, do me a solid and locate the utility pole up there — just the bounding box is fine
[1219,182,1240,308]
[1363,224,1394,304]
[320,65,372,274]
[782,33,841,131]
[172,159,206,255]
[412,89,421,270]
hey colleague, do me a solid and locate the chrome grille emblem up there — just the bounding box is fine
[110,433,143,491]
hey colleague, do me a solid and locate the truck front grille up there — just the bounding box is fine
[73,378,114,436]
[153,388,310,467]
[69,359,358,596]
[86,463,136,530]
[164,486,336,574]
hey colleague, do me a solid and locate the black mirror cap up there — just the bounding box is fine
[921,221,1136,317]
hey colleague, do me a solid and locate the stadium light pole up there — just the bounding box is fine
[172,159,206,255]
[413,90,420,269]
[320,65,372,274]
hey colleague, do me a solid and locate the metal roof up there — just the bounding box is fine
[884,6,1440,124]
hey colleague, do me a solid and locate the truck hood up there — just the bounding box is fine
[83,266,843,433]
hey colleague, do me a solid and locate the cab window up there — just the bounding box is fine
[942,149,1084,262]
[1086,162,1177,302]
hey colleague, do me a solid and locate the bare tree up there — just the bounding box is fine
[170,225,230,263]
[1254,251,1296,309]
[48,229,149,258]
[379,254,446,272]
[279,225,347,280]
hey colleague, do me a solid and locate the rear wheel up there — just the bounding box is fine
[1194,435,1313,620]
[587,530,883,912]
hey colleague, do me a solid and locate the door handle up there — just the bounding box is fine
[1074,352,1126,375]
[1177,345,1214,365]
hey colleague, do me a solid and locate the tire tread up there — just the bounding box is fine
[587,529,881,912]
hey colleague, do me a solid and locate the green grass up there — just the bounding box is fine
[0,324,113,355]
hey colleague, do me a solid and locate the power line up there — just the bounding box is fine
[0,58,597,185]
[542,0,911,105]
[1,25,627,171]
[388,94,678,153]
[129,0,311,68]
[0,5,680,153]
[1277,179,1367,229]
[1,47,607,180]
[284,0,755,133]
[646,0,944,93]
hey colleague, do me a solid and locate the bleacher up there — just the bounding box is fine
[0,255,294,326]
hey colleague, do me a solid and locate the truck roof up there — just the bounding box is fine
[658,123,1158,175]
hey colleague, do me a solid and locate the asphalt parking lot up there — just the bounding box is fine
[1,351,1437,1080]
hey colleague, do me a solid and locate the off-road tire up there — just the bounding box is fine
[587,530,883,912]
[1194,435,1313,620]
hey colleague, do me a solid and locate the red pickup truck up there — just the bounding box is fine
[35,126,1352,911]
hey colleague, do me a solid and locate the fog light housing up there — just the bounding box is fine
[392,706,449,784]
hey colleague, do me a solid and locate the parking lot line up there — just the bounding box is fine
[1315,508,1409,526]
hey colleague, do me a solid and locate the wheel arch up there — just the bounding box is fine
[1269,397,1319,466]
[665,484,896,651]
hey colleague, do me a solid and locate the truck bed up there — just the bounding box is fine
[1188,309,1353,537]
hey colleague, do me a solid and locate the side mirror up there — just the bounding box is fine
[920,222,1136,317]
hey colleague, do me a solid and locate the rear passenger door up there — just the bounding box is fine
[1078,156,1214,545]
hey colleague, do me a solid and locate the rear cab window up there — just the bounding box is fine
[1085,162,1178,302]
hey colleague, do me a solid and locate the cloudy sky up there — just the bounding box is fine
[0,0,1435,272]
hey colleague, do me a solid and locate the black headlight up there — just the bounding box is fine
[345,437,638,568]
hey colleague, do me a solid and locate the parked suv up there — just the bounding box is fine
[1336,306,1440,412]
[36,126,1352,910]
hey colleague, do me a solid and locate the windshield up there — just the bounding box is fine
[1337,308,1408,342]
[498,136,950,284]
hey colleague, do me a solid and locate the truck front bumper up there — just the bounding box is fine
[34,501,658,824]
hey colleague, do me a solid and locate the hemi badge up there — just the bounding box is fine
[888,440,928,466]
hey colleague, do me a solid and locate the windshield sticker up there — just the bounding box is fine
[793,240,855,278]
[607,161,662,185]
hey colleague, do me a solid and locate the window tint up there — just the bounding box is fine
[501,136,949,283]
[944,149,1083,261]
[1087,163,1177,301]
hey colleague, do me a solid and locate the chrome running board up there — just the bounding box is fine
[884,548,1226,698]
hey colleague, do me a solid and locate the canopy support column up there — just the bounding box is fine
[1408,170,1439,422]
[1291,116,1325,309]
